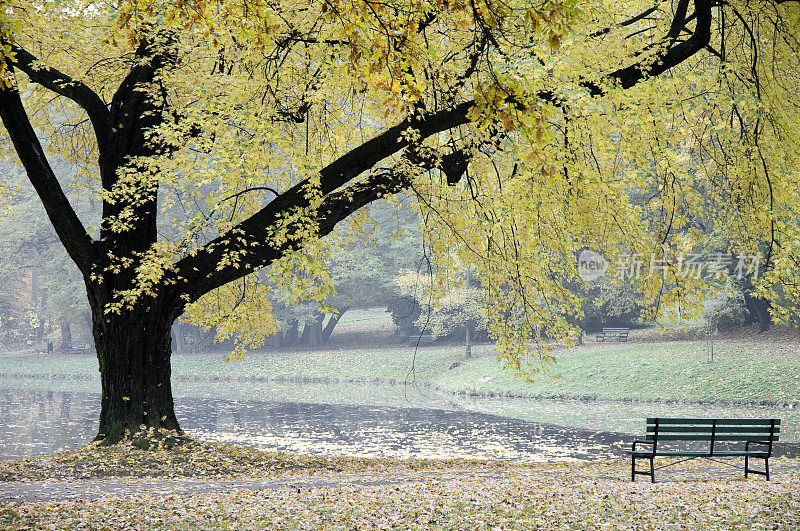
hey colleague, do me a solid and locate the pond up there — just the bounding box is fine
[1,382,797,461]
[0,388,629,461]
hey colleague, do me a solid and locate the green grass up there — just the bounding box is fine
[438,341,800,404]
[2,340,800,440]
[3,339,798,405]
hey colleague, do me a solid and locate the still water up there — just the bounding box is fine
[2,380,797,461]
[0,388,630,460]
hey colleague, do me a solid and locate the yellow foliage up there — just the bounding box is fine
[0,0,798,377]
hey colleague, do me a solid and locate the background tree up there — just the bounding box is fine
[0,161,93,350]
[396,267,487,357]
[0,0,798,442]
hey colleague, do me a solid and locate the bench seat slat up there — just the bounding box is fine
[647,418,780,426]
[714,451,770,457]
[646,434,778,442]
[628,451,710,457]
[646,426,779,434]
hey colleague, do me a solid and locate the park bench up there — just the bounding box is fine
[596,327,629,342]
[629,417,780,482]
[62,342,89,354]
[408,333,434,344]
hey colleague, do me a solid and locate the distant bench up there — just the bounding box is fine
[62,343,89,354]
[596,327,629,342]
[408,333,434,344]
[629,417,780,482]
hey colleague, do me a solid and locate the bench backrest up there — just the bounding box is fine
[646,418,780,443]
[601,327,629,332]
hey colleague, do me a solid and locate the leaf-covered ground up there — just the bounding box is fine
[0,439,514,482]
[2,441,800,529]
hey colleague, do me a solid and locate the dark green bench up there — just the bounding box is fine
[408,333,434,344]
[629,417,780,482]
[62,342,88,354]
[596,327,629,342]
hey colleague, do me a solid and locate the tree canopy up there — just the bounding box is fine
[0,0,798,439]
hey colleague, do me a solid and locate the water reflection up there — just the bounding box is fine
[2,387,796,462]
[182,398,629,461]
[0,388,629,461]
[0,390,98,457]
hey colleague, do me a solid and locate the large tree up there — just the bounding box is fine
[0,0,798,441]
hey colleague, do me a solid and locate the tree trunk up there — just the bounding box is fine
[743,290,771,332]
[301,313,324,347]
[91,300,181,443]
[284,318,299,345]
[31,264,45,348]
[84,312,93,346]
[308,317,323,347]
[270,330,284,348]
[465,320,472,359]
[299,322,311,345]
[171,323,187,353]
[321,307,348,343]
[60,319,72,349]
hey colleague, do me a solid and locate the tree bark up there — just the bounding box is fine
[308,319,323,347]
[739,276,772,333]
[91,297,181,442]
[171,323,187,353]
[60,319,72,349]
[321,307,348,343]
[284,319,299,346]
[270,330,284,348]
[299,322,310,345]
[465,320,472,359]
[743,292,772,332]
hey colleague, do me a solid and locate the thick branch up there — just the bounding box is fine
[172,100,474,296]
[175,161,420,303]
[590,1,665,38]
[97,32,178,258]
[0,79,94,274]
[170,0,716,306]
[316,101,474,195]
[9,43,111,155]
[611,0,712,89]
[579,0,713,96]
[668,0,692,39]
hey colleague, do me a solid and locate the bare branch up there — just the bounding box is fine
[0,77,94,275]
[8,43,111,155]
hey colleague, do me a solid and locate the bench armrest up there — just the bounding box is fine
[745,440,772,451]
[632,440,656,454]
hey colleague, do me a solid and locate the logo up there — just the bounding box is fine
[578,249,607,281]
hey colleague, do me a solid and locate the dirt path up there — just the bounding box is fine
[4,458,800,503]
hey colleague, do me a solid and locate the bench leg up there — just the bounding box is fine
[631,457,655,483]
[745,456,770,481]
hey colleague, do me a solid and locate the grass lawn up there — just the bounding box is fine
[2,338,799,405]
[439,340,800,404]
[1,441,799,529]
